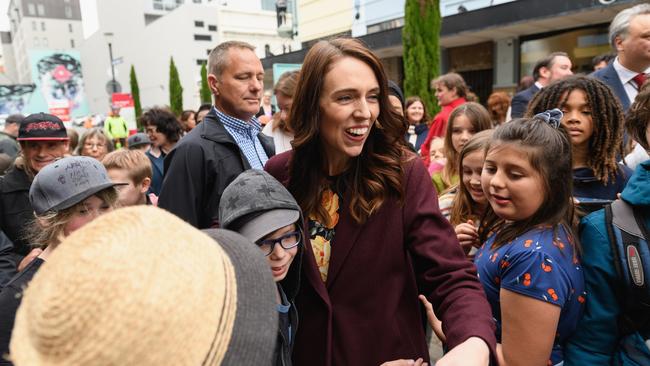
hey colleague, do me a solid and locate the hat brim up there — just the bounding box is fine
[38,182,126,215]
[238,209,300,243]
[17,137,70,141]
[202,229,277,365]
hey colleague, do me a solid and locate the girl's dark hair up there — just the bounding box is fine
[526,75,624,183]
[626,81,650,151]
[139,107,183,143]
[449,129,493,226]
[442,102,492,188]
[478,117,578,250]
[404,96,429,125]
[287,38,407,225]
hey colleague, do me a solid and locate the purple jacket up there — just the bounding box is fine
[265,151,496,366]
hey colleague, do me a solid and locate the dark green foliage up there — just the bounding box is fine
[129,65,143,124]
[402,0,441,115]
[200,62,211,104]
[169,57,183,116]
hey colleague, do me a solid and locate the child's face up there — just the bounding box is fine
[451,114,475,154]
[429,138,445,161]
[560,89,593,149]
[461,150,487,205]
[82,136,109,161]
[481,144,545,221]
[107,168,148,207]
[259,223,299,282]
[64,195,113,236]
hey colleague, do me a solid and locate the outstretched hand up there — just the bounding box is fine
[454,220,479,254]
[435,337,490,366]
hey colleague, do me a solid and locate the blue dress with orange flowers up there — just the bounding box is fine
[474,225,585,365]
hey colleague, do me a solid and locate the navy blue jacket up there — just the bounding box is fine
[591,63,630,111]
[510,84,540,118]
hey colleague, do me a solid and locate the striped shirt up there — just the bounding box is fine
[214,107,269,169]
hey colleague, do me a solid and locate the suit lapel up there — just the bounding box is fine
[604,64,630,110]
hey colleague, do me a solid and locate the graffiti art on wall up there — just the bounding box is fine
[30,50,89,121]
[0,84,36,115]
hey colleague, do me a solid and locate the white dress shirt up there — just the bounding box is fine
[613,57,650,104]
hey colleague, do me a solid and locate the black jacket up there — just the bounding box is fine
[158,110,275,229]
[0,167,32,254]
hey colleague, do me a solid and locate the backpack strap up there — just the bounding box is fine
[607,199,650,335]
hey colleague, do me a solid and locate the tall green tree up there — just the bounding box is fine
[129,65,143,124]
[199,62,211,104]
[402,0,441,115]
[169,57,183,116]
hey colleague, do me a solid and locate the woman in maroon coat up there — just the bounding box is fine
[265,38,496,366]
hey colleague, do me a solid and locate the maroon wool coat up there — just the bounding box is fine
[265,151,496,366]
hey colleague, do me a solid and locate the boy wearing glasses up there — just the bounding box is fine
[219,169,303,366]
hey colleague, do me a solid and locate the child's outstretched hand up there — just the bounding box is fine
[418,294,445,343]
[435,337,490,366]
[381,358,426,366]
[454,220,478,254]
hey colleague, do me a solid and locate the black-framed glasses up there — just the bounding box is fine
[256,230,301,256]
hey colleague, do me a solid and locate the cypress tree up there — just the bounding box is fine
[200,62,211,104]
[129,65,143,123]
[402,0,441,115]
[169,57,183,116]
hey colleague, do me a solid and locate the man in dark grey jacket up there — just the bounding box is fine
[158,41,274,228]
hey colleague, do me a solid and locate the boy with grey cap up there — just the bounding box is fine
[219,169,303,366]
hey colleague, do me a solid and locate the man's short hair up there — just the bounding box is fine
[609,4,650,49]
[102,149,152,185]
[207,41,256,79]
[5,114,24,125]
[532,52,569,81]
[592,52,615,68]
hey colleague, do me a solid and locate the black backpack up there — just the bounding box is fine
[604,199,650,336]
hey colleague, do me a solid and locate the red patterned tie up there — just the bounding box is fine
[632,73,647,89]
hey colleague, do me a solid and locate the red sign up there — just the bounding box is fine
[48,107,71,122]
[111,93,134,109]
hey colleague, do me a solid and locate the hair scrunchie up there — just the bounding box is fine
[534,108,563,129]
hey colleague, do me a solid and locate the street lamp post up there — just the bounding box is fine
[104,32,117,95]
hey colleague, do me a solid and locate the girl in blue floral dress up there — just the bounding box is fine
[475,111,586,366]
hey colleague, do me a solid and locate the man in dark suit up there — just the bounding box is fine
[510,52,573,118]
[592,4,650,112]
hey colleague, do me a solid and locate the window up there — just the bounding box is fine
[31,21,37,31]
[193,0,202,3]
[68,23,73,32]
[27,3,35,15]
[194,34,211,41]
[153,0,163,10]
[70,39,75,48]
[64,6,72,18]
[194,21,204,27]
[41,22,46,31]
[196,59,207,65]
[208,25,216,31]
[36,4,45,16]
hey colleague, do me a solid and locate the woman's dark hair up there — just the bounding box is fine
[526,75,624,184]
[179,110,195,132]
[478,117,577,250]
[272,70,300,133]
[139,107,183,143]
[626,81,650,151]
[288,38,407,225]
[404,96,429,125]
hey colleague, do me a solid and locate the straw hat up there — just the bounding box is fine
[10,206,277,365]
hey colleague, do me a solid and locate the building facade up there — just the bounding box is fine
[80,0,295,115]
[2,0,84,84]
[262,0,646,106]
